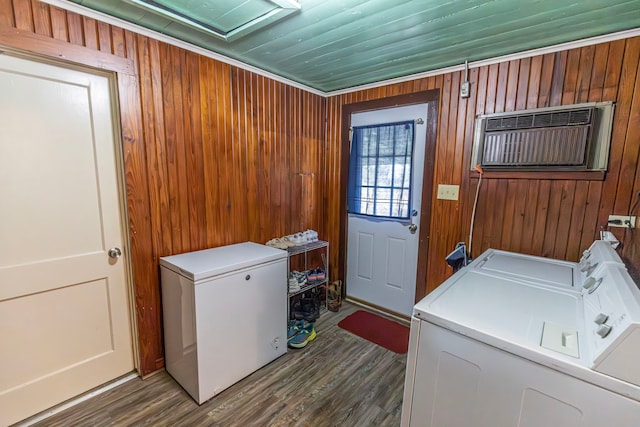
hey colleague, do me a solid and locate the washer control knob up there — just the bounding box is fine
[580,262,592,272]
[594,313,609,325]
[583,277,597,290]
[580,250,591,264]
[597,324,612,338]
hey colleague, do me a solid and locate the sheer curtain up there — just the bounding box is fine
[347,120,415,219]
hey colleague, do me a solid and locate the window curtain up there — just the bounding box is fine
[347,120,415,219]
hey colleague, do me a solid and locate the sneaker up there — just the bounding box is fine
[302,229,318,242]
[292,270,307,287]
[287,320,305,341]
[288,274,300,292]
[288,322,316,348]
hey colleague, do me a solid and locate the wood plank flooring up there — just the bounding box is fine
[30,303,407,427]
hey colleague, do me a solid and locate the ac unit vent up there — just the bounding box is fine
[471,102,614,172]
[484,108,592,132]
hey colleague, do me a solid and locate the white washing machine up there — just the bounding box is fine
[401,241,640,427]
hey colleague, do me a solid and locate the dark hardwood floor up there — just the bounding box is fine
[30,303,407,427]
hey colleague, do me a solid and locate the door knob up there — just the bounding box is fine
[108,247,122,259]
[409,224,418,234]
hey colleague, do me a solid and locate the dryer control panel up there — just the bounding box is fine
[583,262,640,387]
[578,240,625,281]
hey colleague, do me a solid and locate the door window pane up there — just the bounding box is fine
[347,121,415,219]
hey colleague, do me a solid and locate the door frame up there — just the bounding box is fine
[0,46,140,374]
[340,90,440,307]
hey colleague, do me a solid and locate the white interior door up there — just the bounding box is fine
[0,54,134,425]
[346,104,427,316]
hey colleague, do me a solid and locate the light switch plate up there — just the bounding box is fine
[437,184,459,200]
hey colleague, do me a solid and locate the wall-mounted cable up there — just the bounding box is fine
[469,165,484,257]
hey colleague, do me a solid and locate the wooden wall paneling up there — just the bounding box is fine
[515,58,531,111]
[477,179,495,251]
[527,55,542,109]
[589,43,610,101]
[505,59,520,112]
[531,180,552,254]
[277,80,288,236]
[509,179,529,254]
[228,67,245,243]
[499,179,519,249]
[575,45,595,103]
[49,5,68,42]
[578,181,604,251]
[30,0,50,37]
[614,59,640,226]
[119,29,161,375]
[12,0,32,31]
[136,36,165,268]
[519,180,540,254]
[137,35,172,264]
[566,180,590,260]
[200,57,217,245]
[495,61,509,112]
[428,73,452,289]
[174,48,192,250]
[450,71,467,249]
[218,61,235,246]
[0,0,14,27]
[598,38,639,232]
[603,39,626,101]
[97,21,111,53]
[81,17,97,50]
[111,26,126,58]
[467,66,489,259]
[186,51,207,250]
[540,181,563,257]
[160,43,180,254]
[552,180,577,260]
[246,71,261,241]
[458,67,480,250]
[65,10,83,46]
[537,53,555,107]
[485,63,499,114]
[490,179,509,251]
[550,50,567,106]
[560,49,580,105]
[263,74,274,239]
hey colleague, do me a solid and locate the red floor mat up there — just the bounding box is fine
[338,310,410,354]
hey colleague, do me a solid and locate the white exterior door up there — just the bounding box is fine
[346,104,427,316]
[0,54,134,425]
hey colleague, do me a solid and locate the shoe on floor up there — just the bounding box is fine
[288,322,316,349]
[287,320,305,341]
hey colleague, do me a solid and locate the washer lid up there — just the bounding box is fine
[472,249,577,288]
[159,242,287,281]
[414,269,582,349]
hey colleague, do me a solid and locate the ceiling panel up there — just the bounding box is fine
[66,0,640,92]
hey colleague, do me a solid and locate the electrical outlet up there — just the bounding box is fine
[437,184,459,200]
[608,215,636,228]
[460,81,470,98]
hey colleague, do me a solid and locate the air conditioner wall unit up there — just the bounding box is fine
[470,102,614,171]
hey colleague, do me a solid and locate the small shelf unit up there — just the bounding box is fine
[286,240,328,319]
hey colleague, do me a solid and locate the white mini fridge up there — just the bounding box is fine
[160,242,287,404]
